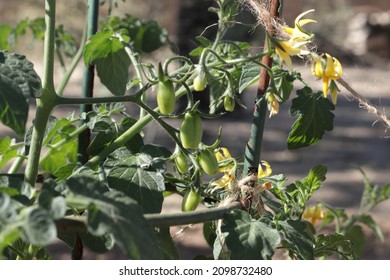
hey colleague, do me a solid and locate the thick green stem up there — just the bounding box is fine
[24,0,57,185]
[243,0,281,176]
[56,201,242,231]
[78,0,99,165]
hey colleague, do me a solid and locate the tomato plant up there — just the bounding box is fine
[0,0,389,261]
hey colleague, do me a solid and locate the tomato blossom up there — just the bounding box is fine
[258,160,272,178]
[302,204,325,225]
[274,40,305,71]
[273,10,316,71]
[311,53,343,104]
[283,9,316,42]
[211,148,236,191]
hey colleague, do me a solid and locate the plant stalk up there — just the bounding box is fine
[24,0,58,186]
[243,0,281,176]
[78,0,99,165]
[56,201,242,231]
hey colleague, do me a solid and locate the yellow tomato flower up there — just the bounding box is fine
[214,147,233,172]
[283,9,316,42]
[274,40,303,71]
[211,173,235,191]
[311,53,342,104]
[258,160,272,178]
[211,147,236,190]
[302,204,325,225]
[274,9,316,71]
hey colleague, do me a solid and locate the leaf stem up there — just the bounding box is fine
[56,21,88,96]
[123,43,146,118]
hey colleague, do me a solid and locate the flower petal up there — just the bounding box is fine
[322,76,330,97]
[295,9,315,25]
[258,160,272,178]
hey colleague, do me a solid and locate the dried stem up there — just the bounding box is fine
[337,78,390,130]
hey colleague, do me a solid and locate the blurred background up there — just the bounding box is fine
[1,0,390,259]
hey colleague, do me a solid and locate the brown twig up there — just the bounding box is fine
[337,78,390,130]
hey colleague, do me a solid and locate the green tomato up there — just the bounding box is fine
[180,112,203,149]
[193,73,207,92]
[174,152,189,174]
[181,189,201,212]
[198,149,219,176]
[223,95,235,112]
[157,79,175,114]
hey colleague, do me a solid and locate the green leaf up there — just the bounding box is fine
[0,51,41,98]
[345,225,365,257]
[0,76,28,136]
[140,144,171,159]
[278,220,314,259]
[0,228,19,259]
[95,49,131,96]
[301,164,327,196]
[270,66,298,102]
[84,29,123,64]
[84,30,130,96]
[314,233,356,260]
[288,87,335,149]
[203,221,217,248]
[55,25,77,58]
[357,214,384,242]
[88,116,144,156]
[0,137,19,169]
[53,163,78,180]
[29,18,45,40]
[21,207,57,246]
[195,36,212,47]
[102,15,167,53]
[65,176,163,259]
[141,20,168,53]
[239,62,260,93]
[380,184,390,201]
[0,137,12,154]
[107,153,165,214]
[0,51,41,135]
[0,24,12,50]
[39,117,78,174]
[221,210,280,259]
[0,175,35,199]
[189,46,204,57]
[88,131,117,156]
[38,183,66,220]
[0,192,18,224]
[154,227,179,260]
